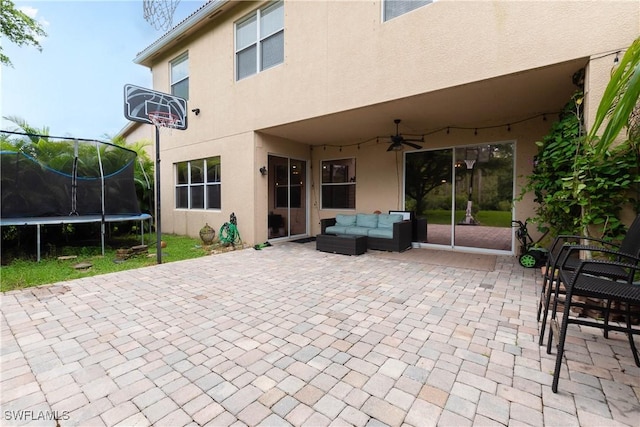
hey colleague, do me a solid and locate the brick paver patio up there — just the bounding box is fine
[1,242,638,426]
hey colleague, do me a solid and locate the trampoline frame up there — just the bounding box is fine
[0,214,152,262]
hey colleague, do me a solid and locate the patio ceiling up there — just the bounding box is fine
[259,58,588,147]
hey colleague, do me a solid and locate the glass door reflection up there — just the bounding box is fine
[268,155,307,239]
[405,143,514,251]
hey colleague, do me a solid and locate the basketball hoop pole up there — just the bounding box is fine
[123,83,188,263]
[155,125,162,264]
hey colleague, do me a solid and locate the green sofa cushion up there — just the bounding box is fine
[377,213,403,229]
[345,226,371,236]
[335,214,357,226]
[368,228,394,239]
[325,225,347,234]
[356,213,378,228]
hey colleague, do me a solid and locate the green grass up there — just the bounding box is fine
[425,210,513,227]
[1,234,214,292]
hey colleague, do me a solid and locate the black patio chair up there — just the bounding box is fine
[538,214,640,345]
[546,247,640,393]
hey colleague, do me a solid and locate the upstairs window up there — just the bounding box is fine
[235,1,284,81]
[171,52,189,100]
[383,0,432,21]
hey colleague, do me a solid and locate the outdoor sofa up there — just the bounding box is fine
[320,213,412,252]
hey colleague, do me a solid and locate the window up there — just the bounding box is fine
[321,158,356,209]
[235,1,284,80]
[383,0,432,21]
[175,157,221,209]
[171,53,189,100]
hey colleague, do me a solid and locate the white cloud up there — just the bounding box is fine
[19,6,50,26]
[18,5,38,19]
[17,5,49,43]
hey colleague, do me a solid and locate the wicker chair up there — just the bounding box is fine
[546,248,640,393]
[538,214,640,345]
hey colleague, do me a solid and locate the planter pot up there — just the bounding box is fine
[199,223,216,245]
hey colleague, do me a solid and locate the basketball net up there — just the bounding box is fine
[143,0,181,31]
[149,111,179,135]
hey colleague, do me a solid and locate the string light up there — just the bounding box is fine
[305,112,559,152]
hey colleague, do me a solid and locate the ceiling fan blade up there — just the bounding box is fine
[402,141,422,150]
[387,142,400,152]
[402,137,424,143]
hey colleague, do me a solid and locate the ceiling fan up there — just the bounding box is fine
[384,119,424,151]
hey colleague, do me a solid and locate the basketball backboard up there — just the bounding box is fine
[124,84,188,130]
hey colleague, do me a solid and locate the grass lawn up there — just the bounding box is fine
[425,210,512,227]
[1,234,230,292]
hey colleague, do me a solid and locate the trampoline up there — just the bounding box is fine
[1,131,152,261]
[0,214,151,261]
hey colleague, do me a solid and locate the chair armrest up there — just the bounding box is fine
[320,218,336,234]
[560,244,640,265]
[549,235,621,258]
[571,258,640,285]
[559,245,640,282]
[393,220,413,248]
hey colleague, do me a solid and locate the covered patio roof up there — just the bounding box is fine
[259,58,588,147]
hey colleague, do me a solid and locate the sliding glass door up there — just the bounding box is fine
[405,143,514,252]
[267,155,307,240]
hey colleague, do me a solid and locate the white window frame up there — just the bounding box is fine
[175,157,221,210]
[382,0,433,22]
[235,1,284,81]
[170,52,189,100]
[321,158,356,210]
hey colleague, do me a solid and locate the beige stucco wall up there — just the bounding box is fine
[148,1,638,133]
[136,0,639,248]
[120,122,154,148]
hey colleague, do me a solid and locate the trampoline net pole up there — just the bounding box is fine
[96,142,106,257]
[37,224,41,262]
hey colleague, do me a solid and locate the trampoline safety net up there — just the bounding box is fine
[1,138,143,218]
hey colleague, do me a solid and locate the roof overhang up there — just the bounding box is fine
[258,58,589,147]
[134,0,232,67]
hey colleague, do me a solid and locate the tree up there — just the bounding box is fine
[588,38,640,154]
[110,135,155,215]
[518,92,584,237]
[521,37,640,243]
[573,37,640,239]
[405,150,452,217]
[0,0,47,67]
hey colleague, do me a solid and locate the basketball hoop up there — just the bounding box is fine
[149,111,179,134]
[143,0,181,31]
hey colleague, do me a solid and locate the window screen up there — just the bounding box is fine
[175,157,221,210]
[384,0,432,21]
[236,1,284,80]
[171,53,189,100]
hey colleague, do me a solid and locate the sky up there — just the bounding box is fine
[1,0,207,140]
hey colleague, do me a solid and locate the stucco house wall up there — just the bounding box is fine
[128,0,639,250]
